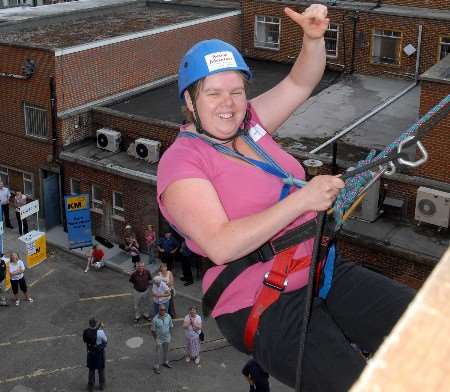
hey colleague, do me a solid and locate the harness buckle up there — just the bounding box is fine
[263,271,288,291]
[257,242,276,262]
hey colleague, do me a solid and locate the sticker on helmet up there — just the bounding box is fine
[204,51,237,73]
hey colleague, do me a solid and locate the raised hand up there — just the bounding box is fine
[284,5,329,41]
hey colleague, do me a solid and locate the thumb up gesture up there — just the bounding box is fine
[284,5,329,41]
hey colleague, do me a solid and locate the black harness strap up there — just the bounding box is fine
[202,217,333,317]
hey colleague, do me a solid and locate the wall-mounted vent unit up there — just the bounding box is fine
[415,187,450,229]
[350,179,382,223]
[96,128,121,152]
[130,138,161,163]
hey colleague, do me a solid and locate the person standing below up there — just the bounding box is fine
[0,181,13,229]
[183,306,203,364]
[151,304,173,374]
[179,240,194,286]
[156,231,178,271]
[84,244,105,273]
[144,224,156,264]
[242,359,271,392]
[123,225,140,270]
[9,252,33,306]
[13,190,28,236]
[151,276,171,316]
[129,261,152,323]
[157,262,176,318]
[83,318,107,392]
[0,254,8,307]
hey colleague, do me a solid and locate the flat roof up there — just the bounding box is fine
[421,55,450,85]
[0,1,233,49]
[108,58,341,124]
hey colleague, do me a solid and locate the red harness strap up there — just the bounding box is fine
[243,247,311,352]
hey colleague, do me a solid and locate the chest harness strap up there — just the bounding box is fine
[178,130,336,351]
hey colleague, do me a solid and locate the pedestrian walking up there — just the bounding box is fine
[129,261,152,323]
[144,224,156,264]
[83,318,107,392]
[183,306,202,364]
[0,181,13,229]
[179,240,194,286]
[13,191,28,236]
[9,252,33,306]
[156,231,178,271]
[84,244,105,273]
[151,304,173,374]
[151,275,171,316]
[0,254,9,306]
[242,359,271,392]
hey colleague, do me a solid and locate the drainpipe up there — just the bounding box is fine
[415,25,423,81]
[349,12,359,75]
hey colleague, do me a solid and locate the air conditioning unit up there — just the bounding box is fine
[415,187,450,229]
[131,138,161,163]
[96,128,121,152]
[350,179,382,223]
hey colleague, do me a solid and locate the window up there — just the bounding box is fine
[371,29,402,65]
[24,103,49,138]
[23,173,33,197]
[255,16,280,50]
[0,166,8,186]
[70,178,81,195]
[439,36,450,60]
[91,184,103,211]
[325,23,339,58]
[112,191,124,219]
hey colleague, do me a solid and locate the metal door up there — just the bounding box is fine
[43,174,61,229]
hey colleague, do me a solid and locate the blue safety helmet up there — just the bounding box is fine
[178,39,252,100]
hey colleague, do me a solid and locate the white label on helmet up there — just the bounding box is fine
[205,51,237,72]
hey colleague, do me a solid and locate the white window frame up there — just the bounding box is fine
[112,191,125,221]
[371,29,402,66]
[0,166,8,186]
[70,178,81,195]
[254,15,281,51]
[439,36,450,60]
[91,184,103,213]
[23,173,33,197]
[325,23,339,58]
[24,103,49,139]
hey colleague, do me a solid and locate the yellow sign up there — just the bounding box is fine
[26,234,47,269]
[66,195,88,211]
[4,259,10,290]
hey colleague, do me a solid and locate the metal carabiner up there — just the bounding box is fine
[380,161,396,176]
[397,136,428,168]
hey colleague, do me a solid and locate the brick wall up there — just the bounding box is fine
[241,0,450,78]
[63,163,158,247]
[382,0,450,10]
[337,238,432,289]
[0,45,55,199]
[55,14,241,112]
[415,81,450,183]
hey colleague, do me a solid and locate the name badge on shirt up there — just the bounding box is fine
[249,124,266,142]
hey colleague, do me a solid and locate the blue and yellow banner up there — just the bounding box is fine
[65,194,92,249]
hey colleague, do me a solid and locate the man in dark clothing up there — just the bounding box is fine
[242,358,271,392]
[83,318,107,392]
[129,261,152,323]
[157,232,179,271]
[179,240,194,286]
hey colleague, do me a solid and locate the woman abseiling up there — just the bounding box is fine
[157,5,415,391]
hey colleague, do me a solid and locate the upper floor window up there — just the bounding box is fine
[325,23,339,58]
[112,191,125,219]
[23,173,33,197]
[439,36,450,60]
[24,103,49,138]
[255,16,280,50]
[91,184,103,211]
[70,178,81,196]
[371,29,402,66]
[0,166,8,186]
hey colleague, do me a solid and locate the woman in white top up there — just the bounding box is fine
[183,306,203,364]
[14,191,29,236]
[157,262,176,317]
[9,252,33,306]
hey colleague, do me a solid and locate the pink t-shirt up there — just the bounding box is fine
[157,107,316,317]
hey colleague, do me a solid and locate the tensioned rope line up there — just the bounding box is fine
[295,92,450,392]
